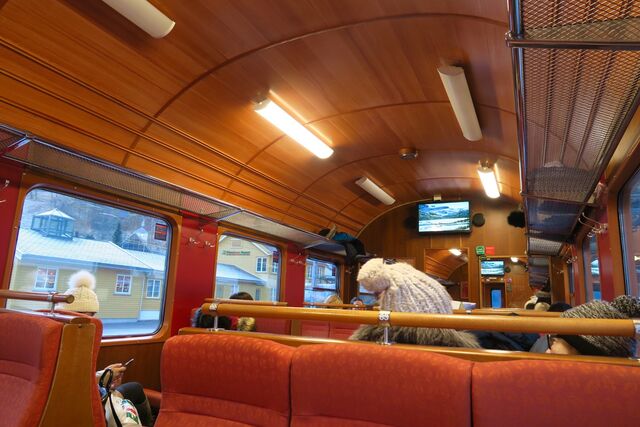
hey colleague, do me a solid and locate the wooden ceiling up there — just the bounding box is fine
[0,0,519,235]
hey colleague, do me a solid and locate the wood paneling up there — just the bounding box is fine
[358,197,527,304]
[0,0,518,236]
[97,342,164,391]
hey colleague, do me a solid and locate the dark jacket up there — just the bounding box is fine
[350,325,481,348]
[471,330,539,351]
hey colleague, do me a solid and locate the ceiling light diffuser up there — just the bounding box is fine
[254,99,333,159]
[355,177,395,205]
[477,163,500,199]
[511,257,519,263]
[102,0,175,38]
[449,248,462,257]
[438,66,483,141]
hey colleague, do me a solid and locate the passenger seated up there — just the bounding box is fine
[192,291,256,331]
[349,258,480,348]
[324,293,343,305]
[350,296,365,309]
[530,302,572,353]
[228,291,256,332]
[546,297,639,358]
[59,270,153,426]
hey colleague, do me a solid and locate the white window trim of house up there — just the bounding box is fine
[115,274,132,295]
[145,279,162,299]
[34,267,58,291]
[256,257,267,273]
[272,260,278,274]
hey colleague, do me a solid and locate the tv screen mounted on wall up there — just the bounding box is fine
[417,201,471,233]
[480,260,505,276]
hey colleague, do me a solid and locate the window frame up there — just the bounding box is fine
[114,274,133,295]
[581,233,600,301]
[256,256,267,273]
[5,178,177,343]
[145,278,162,299]
[33,267,58,291]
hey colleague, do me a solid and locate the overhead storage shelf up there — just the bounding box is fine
[0,126,342,255]
[507,0,640,259]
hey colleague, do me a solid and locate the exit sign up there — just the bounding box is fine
[475,246,485,255]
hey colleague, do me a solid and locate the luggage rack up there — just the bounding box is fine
[507,0,640,263]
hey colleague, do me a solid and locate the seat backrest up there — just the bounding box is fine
[472,360,640,427]
[328,321,359,340]
[291,343,474,427]
[52,309,105,426]
[0,311,63,427]
[254,317,291,335]
[156,334,295,427]
[300,320,330,338]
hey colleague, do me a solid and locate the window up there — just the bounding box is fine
[619,168,640,297]
[146,279,162,299]
[215,235,280,302]
[8,188,171,337]
[34,267,57,291]
[304,258,339,304]
[256,257,267,273]
[582,234,601,301]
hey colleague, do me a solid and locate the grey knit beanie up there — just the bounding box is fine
[357,258,452,314]
[560,300,635,358]
[611,295,640,318]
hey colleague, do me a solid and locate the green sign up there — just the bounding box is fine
[475,246,485,256]
[222,250,250,256]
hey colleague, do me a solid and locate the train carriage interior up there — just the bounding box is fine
[1,0,640,426]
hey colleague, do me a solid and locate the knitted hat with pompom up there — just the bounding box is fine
[357,258,452,314]
[58,270,100,314]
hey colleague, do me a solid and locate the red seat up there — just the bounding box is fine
[291,343,474,427]
[156,334,295,427]
[328,321,360,340]
[0,311,63,427]
[300,320,330,338]
[254,318,291,335]
[472,360,640,427]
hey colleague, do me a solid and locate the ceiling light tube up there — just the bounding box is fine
[254,99,333,159]
[102,0,175,38]
[355,177,395,205]
[449,248,462,257]
[437,66,482,141]
[477,163,500,199]
[511,257,519,263]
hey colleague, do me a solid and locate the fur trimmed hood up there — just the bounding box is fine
[350,325,481,349]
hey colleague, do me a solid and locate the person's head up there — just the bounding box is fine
[193,307,231,329]
[548,302,572,312]
[546,300,637,358]
[324,294,343,305]
[357,258,452,314]
[58,270,99,315]
[350,297,364,307]
[230,291,253,301]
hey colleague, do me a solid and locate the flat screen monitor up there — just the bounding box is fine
[480,260,504,276]
[417,201,470,233]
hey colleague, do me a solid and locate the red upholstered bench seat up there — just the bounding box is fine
[155,334,640,427]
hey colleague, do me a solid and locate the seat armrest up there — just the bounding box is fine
[144,388,161,411]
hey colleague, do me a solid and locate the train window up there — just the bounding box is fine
[304,258,339,303]
[7,188,171,337]
[215,234,280,301]
[582,234,601,301]
[619,169,640,297]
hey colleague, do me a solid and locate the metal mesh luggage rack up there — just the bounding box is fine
[507,0,640,261]
[0,127,342,253]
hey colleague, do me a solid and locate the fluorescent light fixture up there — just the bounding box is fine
[511,257,519,263]
[254,99,333,159]
[449,248,462,257]
[477,162,500,199]
[437,66,482,141]
[102,0,175,38]
[355,177,395,205]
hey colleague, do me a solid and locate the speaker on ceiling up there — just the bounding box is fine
[472,213,485,227]
[507,210,526,228]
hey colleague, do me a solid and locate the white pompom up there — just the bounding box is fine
[357,258,393,293]
[67,270,96,289]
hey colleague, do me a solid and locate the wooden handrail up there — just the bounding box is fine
[201,303,637,337]
[303,302,370,309]
[204,298,287,306]
[453,308,561,317]
[0,289,74,304]
[179,328,640,367]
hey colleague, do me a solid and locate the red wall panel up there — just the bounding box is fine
[284,243,305,307]
[0,159,23,283]
[170,217,218,335]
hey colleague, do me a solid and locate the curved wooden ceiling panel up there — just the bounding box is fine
[0,0,518,236]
